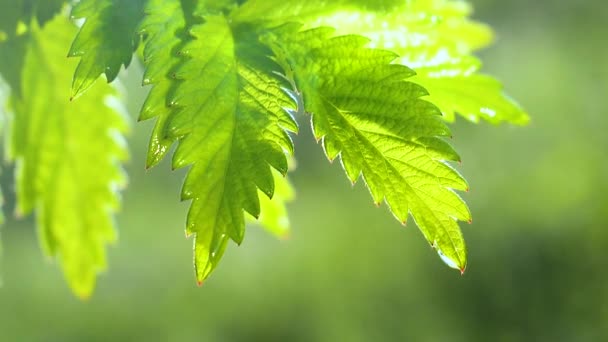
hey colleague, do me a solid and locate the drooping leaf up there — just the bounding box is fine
[138,0,239,167]
[6,16,129,298]
[140,6,297,282]
[264,24,470,271]
[141,0,296,250]
[68,0,147,99]
[309,0,528,124]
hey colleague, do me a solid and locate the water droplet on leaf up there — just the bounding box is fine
[437,248,460,270]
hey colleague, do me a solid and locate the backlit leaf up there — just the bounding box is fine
[140,4,297,282]
[6,16,129,298]
[264,24,470,271]
[309,0,528,124]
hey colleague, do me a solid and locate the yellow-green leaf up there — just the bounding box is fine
[264,24,470,271]
[7,16,129,298]
[139,3,297,283]
[309,0,528,125]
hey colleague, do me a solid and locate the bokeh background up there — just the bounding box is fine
[1,0,607,341]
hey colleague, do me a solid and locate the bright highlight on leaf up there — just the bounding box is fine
[310,0,529,125]
[6,16,129,298]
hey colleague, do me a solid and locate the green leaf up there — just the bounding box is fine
[308,0,528,125]
[232,0,341,24]
[411,57,528,124]
[138,0,189,168]
[6,16,129,298]
[140,6,297,282]
[231,0,408,24]
[68,0,147,99]
[264,24,470,271]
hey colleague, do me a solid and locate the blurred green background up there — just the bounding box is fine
[1,0,607,341]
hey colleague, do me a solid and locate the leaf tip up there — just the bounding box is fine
[76,290,92,301]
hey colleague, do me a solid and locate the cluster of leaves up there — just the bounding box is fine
[0,0,527,297]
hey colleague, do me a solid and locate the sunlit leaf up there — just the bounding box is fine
[412,56,528,124]
[309,0,528,124]
[140,2,297,283]
[232,0,340,24]
[0,0,530,293]
[264,24,470,271]
[6,16,129,298]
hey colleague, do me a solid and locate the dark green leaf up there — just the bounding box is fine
[68,0,147,98]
